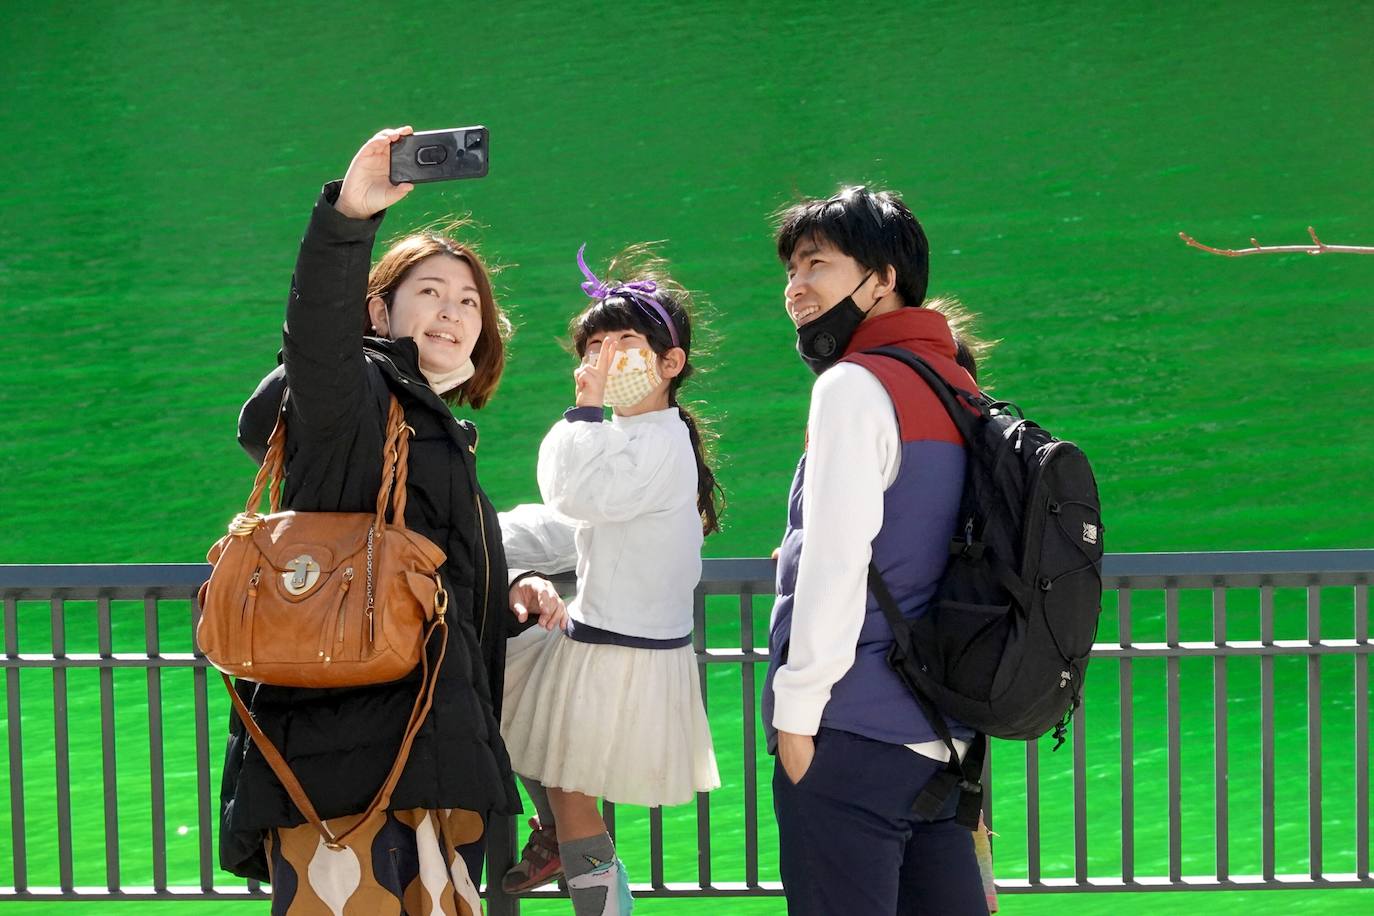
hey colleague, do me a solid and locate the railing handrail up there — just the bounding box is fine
[4,549,1372,596]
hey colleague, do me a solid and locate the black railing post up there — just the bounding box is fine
[4,595,26,892]
[485,813,518,916]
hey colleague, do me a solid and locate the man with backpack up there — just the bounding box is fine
[764,186,990,915]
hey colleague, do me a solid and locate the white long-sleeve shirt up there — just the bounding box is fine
[770,363,965,762]
[500,407,703,640]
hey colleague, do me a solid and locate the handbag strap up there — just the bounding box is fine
[244,393,413,529]
[245,420,287,516]
[220,614,449,850]
[375,397,412,527]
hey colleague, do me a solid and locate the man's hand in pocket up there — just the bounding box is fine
[778,730,816,785]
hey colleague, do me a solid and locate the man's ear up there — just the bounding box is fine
[659,346,688,379]
[873,264,899,303]
[366,295,390,336]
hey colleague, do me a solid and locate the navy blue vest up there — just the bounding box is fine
[764,311,978,750]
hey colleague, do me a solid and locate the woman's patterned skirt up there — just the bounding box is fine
[265,807,485,915]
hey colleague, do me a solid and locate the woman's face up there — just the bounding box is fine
[369,254,483,375]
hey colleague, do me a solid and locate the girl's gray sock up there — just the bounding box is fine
[561,832,631,915]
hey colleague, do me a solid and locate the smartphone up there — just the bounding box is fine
[389,126,489,184]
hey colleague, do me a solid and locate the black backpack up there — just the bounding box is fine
[861,346,1105,828]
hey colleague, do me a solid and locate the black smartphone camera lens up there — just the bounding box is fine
[416,145,448,166]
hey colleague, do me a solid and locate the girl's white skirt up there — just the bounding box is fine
[501,625,720,808]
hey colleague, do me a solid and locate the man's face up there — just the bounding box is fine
[783,236,871,328]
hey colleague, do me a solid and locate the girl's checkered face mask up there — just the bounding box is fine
[597,347,663,409]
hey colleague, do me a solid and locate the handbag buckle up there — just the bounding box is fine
[282,555,321,595]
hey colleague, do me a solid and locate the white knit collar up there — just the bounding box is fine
[422,358,475,396]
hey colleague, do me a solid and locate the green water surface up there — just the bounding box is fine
[2,1,1372,913]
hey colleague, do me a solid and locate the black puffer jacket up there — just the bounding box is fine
[218,182,523,881]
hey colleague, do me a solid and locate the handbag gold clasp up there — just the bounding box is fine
[282,555,321,595]
[434,576,448,617]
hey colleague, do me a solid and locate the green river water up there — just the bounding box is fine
[2,1,1371,913]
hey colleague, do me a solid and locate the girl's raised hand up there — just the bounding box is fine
[574,336,619,408]
[335,127,416,220]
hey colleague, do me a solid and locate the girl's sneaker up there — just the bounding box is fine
[501,818,564,894]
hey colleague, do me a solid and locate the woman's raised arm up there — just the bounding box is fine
[282,128,416,435]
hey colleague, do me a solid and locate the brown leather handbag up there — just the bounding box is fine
[198,395,450,848]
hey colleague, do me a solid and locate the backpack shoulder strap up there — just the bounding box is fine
[857,346,990,444]
[869,525,986,827]
[855,347,993,828]
[868,565,964,759]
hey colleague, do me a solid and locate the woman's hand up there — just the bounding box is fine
[509,576,568,631]
[574,336,619,408]
[335,127,415,220]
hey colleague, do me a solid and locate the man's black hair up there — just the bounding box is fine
[775,186,930,308]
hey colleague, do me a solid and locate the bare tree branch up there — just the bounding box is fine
[1179,226,1374,257]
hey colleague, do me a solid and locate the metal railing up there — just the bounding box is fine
[1,551,1370,909]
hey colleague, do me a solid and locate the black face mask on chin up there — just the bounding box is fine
[795,272,877,375]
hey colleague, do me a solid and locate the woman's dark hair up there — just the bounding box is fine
[774,185,930,309]
[569,245,724,536]
[925,296,996,385]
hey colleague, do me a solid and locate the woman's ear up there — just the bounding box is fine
[366,295,390,336]
[659,346,687,379]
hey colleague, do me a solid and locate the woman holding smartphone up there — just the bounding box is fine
[220,127,563,915]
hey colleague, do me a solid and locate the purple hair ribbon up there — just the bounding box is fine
[576,243,680,348]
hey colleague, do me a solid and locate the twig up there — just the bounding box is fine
[1179,227,1374,256]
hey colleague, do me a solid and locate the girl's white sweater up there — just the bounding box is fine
[501,407,703,640]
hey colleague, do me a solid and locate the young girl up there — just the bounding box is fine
[497,245,722,914]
